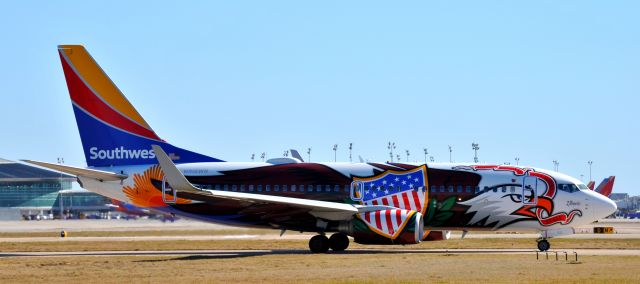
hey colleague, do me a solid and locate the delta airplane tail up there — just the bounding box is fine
[594,176,616,197]
[57,45,222,167]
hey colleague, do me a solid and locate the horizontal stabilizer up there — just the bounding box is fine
[22,160,127,181]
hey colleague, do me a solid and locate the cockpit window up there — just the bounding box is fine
[577,184,589,190]
[557,183,580,193]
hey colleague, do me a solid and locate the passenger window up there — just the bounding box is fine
[325,185,331,192]
[240,185,245,192]
[249,185,254,192]
[274,185,279,192]
[309,186,314,192]
[232,185,237,192]
[484,186,489,192]
[465,186,471,193]
[475,186,480,193]
[316,185,322,192]
[291,185,296,192]
[510,186,515,193]
[448,185,454,193]
[266,185,271,192]
[440,186,445,192]
[501,186,506,193]
[334,185,340,192]
[430,185,436,192]
[215,184,221,190]
[257,185,263,192]
[283,185,288,192]
[299,185,304,192]
[457,185,463,193]
[493,187,497,193]
[223,184,229,191]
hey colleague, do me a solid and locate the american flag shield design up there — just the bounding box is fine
[354,165,429,239]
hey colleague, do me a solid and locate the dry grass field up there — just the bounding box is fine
[0,253,638,283]
[2,223,639,283]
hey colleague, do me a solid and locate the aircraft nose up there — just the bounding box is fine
[592,193,617,220]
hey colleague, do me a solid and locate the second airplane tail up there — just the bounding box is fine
[594,176,616,197]
[58,45,223,167]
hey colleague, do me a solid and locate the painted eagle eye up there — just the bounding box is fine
[503,193,523,203]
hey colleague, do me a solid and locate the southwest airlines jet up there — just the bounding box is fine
[28,45,617,253]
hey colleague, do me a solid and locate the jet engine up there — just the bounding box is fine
[337,209,424,245]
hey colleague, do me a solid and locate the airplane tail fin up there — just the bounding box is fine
[594,176,615,197]
[587,181,595,190]
[57,45,223,167]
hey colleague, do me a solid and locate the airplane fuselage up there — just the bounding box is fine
[84,161,615,236]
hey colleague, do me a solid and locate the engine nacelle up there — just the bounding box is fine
[340,210,424,245]
[422,230,451,241]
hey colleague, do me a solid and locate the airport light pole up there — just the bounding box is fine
[349,143,353,163]
[333,144,338,162]
[397,154,401,162]
[57,157,64,164]
[430,156,435,162]
[515,157,520,166]
[580,174,584,182]
[423,148,428,164]
[472,143,479,163]
[261,152,266,162]
[588,161,593,181]
[553,160,559,172]
[406,150,410,163]
[448,145,453,163]
[388,142,396,162]
[307,147,311,162]
[283,150,289,157]
[251,153,255,162]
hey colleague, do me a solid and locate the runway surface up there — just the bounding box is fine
[1,248,638,258]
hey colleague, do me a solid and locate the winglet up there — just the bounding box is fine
[152,145,198,192]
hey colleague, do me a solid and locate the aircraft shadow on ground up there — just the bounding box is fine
[132,249,536,262]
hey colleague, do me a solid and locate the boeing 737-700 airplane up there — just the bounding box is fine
[27,45,617,253]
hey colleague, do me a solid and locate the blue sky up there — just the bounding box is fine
[0,1,638,194]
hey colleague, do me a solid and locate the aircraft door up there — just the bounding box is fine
[522,176,538,205]
[350,181,364,202]
[162,176,177,204]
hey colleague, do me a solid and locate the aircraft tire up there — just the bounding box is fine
[329,233,349,251]
[537,239,550,251]
[309,235,330,253]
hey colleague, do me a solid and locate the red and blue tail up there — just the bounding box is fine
[58,45,223,167]
[594,176,615,197]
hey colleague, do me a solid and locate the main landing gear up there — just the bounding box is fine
[309,233,350,253]
[537,239,550,251]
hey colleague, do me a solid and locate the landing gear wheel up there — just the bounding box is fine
[537,239,550,251]
[329,233,349,251]
[309,235,330,253]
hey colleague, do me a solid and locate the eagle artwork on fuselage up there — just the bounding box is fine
[25,45,618,253]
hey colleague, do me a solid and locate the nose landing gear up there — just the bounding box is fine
[309,233,350,253]
[537,239,550,251]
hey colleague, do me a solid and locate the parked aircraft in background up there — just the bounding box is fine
[594,176,616,197]
[110,199,176,222]
[27,45,617,253]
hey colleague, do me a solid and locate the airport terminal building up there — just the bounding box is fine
[0,158,112,220]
